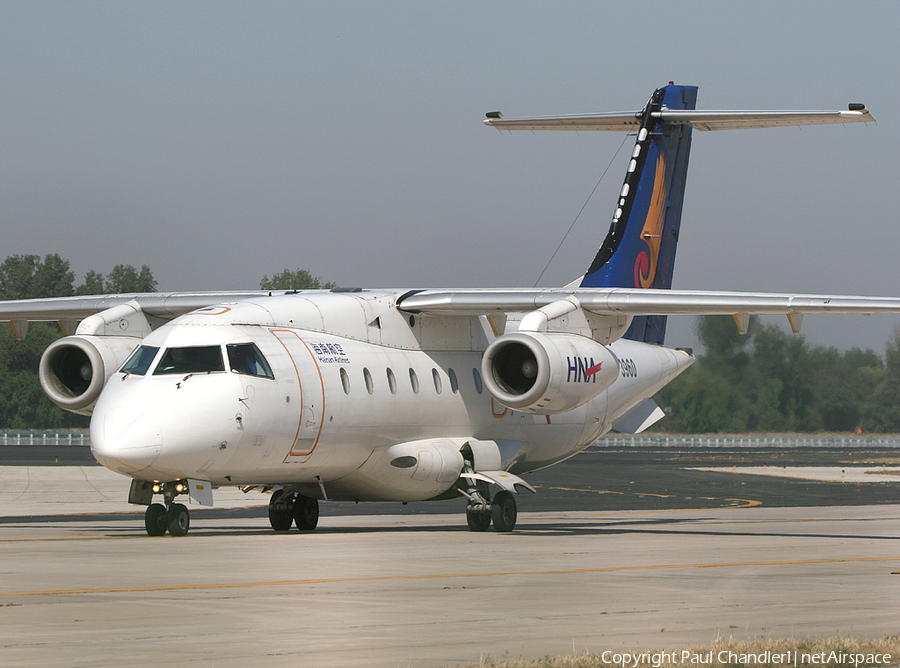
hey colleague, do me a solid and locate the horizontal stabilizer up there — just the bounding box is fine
[485,106,874,131]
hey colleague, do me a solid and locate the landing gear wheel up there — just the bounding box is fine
[491,490,517,532]
[167,503,190,537]
[293,496,319,531]
[268,490,294,532]
[145,503,168,536]
[466,510,492,532]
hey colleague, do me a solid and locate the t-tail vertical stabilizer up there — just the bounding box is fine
[484,84,874,345]
[580,84,696,346]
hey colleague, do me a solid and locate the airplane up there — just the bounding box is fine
[0,82,895,537]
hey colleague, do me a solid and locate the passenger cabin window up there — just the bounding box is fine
[473,368,484,394]
[340,368,350,394]
[226,343,274,379]
[432,368,442,394]
[363,367,374,394]
[121,346,160,376]
[409,368,419,394]
[448,367,459,394]
[153,346,225,375]
[387,368,397,394]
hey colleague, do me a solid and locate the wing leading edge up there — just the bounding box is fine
[397,288,900,319]
[0,292,273,331]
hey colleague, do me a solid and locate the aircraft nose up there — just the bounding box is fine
[90,406,163,477]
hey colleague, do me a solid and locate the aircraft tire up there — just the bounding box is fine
[491,491,517,532]
[466,510,492,532]
[268,490,294,532]
[293,496,319,531]
[145,503,168,536]
[167,503,190,537]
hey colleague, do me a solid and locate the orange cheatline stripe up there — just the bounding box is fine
[1,555,898,597]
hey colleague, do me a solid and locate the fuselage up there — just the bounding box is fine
[89,290,692,502]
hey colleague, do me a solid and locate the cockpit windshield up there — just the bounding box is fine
[120,345,160,376]
[153,346,225,376]
[226,342,274,379]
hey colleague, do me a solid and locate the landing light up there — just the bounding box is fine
[151,480,188,495]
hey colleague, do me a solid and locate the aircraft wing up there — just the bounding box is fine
[4,286,899,337]
[397,288,900,317]
[484,106,874,131]
[0,292,272,322]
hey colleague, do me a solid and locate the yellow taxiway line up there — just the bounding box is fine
[2,556,898,598]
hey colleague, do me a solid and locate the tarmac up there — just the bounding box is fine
[1,444,899,668]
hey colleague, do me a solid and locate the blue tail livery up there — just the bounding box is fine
[580,84,696,345]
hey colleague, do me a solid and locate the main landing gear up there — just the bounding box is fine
[268,489,319,532]
[143,481,191,536]
[464,489,518,532]
[460,469,520,533]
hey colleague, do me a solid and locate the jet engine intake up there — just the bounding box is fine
[482,332,618,414]
[39,335,139,415]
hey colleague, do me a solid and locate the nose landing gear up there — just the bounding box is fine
[143,482,191,537]
[144,503,168,536]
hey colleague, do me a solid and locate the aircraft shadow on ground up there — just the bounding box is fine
[4,511,898,542]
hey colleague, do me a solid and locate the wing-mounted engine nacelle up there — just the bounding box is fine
[482,332,618,414]
[39,335,139,415]
[38,301,155,416]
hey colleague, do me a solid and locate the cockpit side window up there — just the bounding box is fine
[153,346,225,375]
[120,345,160,376]
[226,343,274,379]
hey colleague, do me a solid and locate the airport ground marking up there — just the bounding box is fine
[546,486,762,510]
[2,555,899,598]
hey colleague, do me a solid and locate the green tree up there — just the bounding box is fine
[657,363,753,432]
[862,324,900,431]
[260,268,336,291]
[810,346,882,432]
[74,270,105,296]
[74,264,157,295]
[0,255,83,427]
[695,314,752,362]
[655,315,887,434]
[106,264,157,293]
[0,254,75,300]
[749,323,821,431]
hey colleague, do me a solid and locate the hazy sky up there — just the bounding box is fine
[2,1,898,352]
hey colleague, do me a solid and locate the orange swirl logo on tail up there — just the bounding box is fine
[634,153,667,288]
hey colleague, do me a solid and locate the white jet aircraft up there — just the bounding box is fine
[0,83,895,536]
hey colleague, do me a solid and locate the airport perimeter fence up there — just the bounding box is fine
[0,430,90,447]
[3,430,900,449]
[596,433,900,449]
